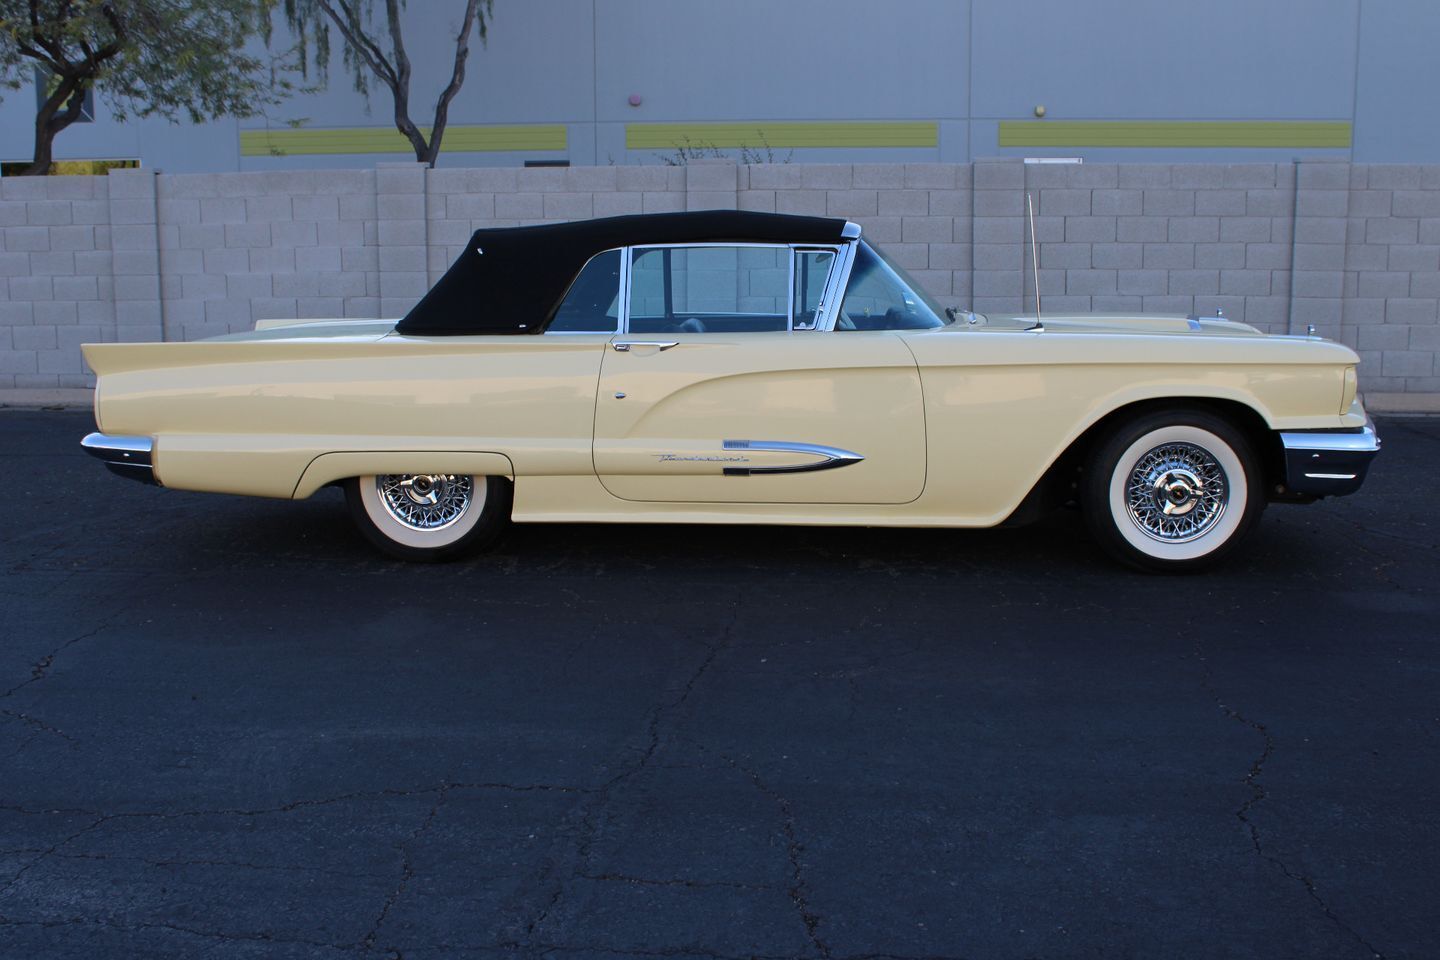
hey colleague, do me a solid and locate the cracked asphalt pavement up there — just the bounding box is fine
[1,410,1437,959]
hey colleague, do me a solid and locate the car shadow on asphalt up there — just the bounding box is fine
[147,486,1372,593]
[176,485,1097,580]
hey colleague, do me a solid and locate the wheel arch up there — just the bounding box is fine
[292,450,515,499]
[1003,395,1284,525]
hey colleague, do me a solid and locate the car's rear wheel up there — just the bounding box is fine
[1082,410,1263,572]
[345,473,511,562]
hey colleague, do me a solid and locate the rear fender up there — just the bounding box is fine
[293,451,515,499]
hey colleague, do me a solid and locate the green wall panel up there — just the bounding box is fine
[999,121,1353,149]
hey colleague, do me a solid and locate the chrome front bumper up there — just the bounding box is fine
[1278,419,1380,498]
[81,432,158,485]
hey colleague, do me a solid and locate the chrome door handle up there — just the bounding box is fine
[612,340,679,352]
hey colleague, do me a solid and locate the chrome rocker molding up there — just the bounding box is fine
[81,432,158,485]
[1278,419,1380,498]
[720,440,864,477]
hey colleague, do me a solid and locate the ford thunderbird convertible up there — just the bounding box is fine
[80,210,1378,570]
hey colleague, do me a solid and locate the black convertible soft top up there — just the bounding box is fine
[396,210,849,336]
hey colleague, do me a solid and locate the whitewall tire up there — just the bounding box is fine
[345,474,511,562]
[1083,411,1264,572]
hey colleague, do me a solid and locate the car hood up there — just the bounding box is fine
[959,312,1265,337]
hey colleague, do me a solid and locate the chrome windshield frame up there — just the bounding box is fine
[815,238,859,332]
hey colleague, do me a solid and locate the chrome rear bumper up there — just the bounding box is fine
[81,432,158,485]
[1278,419,1380,498]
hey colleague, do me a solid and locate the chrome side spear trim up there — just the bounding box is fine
[720,440,865,477]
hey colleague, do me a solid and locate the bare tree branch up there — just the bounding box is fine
[305,0,426,158]
[326,0,398,88]
[427,0,482,164]
[282,0,492,166]
[15,37,65,73]
[381,0,425,158]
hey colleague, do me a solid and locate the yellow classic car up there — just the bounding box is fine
[80,210,1378,570]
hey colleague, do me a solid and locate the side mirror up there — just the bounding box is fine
[946,307,982,326]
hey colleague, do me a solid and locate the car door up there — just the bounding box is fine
[592,243,926,504]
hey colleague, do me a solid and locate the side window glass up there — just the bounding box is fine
[548,250,621,333]
[792,249,835,330]
[629,246,790,333]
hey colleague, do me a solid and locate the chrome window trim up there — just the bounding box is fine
[626,241,794,249]
[544,246,625,336]
[786,246,797,331]
[615,238,861,336]
[791,245,844,331]
[618,244,633,335]
[652,310,798,318]
[623,242,796,334]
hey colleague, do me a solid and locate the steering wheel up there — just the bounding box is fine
[884,307,909,329]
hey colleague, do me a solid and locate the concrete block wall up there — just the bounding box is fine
[2,159,1440,399]
[155,168,380,341]
[422,163,688,287]
[960,161,1304,333]
[1341,165,1440,392]
[738,163,975,309]
[0,174,116,388]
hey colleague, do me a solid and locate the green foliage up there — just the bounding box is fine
[279,0,492,165]
[0,1,289,120]
[0,0,293,173]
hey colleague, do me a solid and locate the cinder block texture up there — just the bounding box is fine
[3,161,1440,396]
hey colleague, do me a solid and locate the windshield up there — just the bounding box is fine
[836,241,946,330]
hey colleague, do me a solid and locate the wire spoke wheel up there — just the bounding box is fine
[347,472,509,561]
[1084,412,1263,571]
[1123,442,1229,543]
[376,474,474,531]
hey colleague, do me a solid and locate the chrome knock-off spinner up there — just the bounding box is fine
[377,474,473,531]
[1152,466,1204,517]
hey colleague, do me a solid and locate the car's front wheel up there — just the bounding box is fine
[345,473,511,562]
[1082,410,1264,572]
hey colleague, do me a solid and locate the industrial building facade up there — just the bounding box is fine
[1,0,1436,173]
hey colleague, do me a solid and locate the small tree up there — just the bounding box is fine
[281,0,491,167]
[0,1,289,175]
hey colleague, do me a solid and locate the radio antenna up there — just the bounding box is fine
[1026,192,1042,328]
